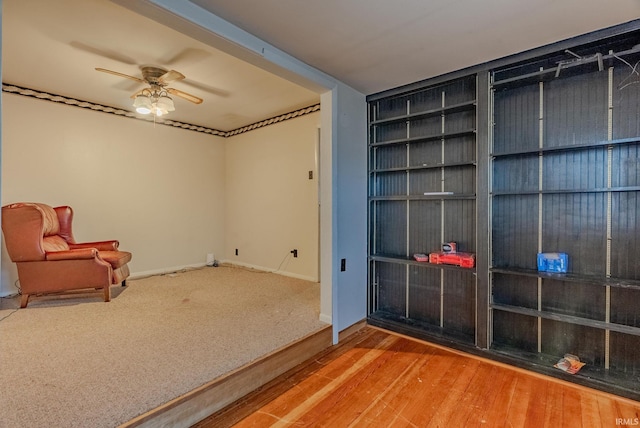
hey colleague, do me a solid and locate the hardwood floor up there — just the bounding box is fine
[195,326,640,427]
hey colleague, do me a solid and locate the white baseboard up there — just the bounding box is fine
[218,259,318,283]
[319,313,332,324]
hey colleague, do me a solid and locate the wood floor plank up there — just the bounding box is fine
[288,337,426,427]
[479,369,519,427]
[344,341,441,426]
[542,381,565,428]
[195,327,640,428]
[561,384,584,427]
[352,346,458,427]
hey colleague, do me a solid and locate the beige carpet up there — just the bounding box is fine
[0,266,328,428]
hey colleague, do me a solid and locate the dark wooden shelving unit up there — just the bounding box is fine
[367,21,640,400]
[367,75,480,346]
[489,30,640,399]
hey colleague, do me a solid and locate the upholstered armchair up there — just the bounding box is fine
[1,202,132,308]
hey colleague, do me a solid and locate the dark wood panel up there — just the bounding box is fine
[492,195,539,269]
[409,139,443,167]
[611,192,640,280]
[371,201,406,257]
[375,120,406,143]
[408,265,441,325]
[611,287,640,328]
[493,84,539,154]
[541,278,606,321]
[409,168,442,194]
[541,319,605,367]
[408,200,441,256]
[610,332,640,376]
[373,170,406,196]
[493,310,538,353]
[443,199,476,252]
[443,165,476,194]
[442,269,475,337]
[611,143,640,188]
[443,135,476,164]
[542,148,608,191]
[374,261,406,316]
[373,144,407,169]
[445,110,475,133]
[493,155,539,193]
[409,85,441,112]
[410,115,442,138]
[374,95,408,121]
[492,273,538,309]
[613,65,640,139]
[544,70,608,148]
[541,193,607,276]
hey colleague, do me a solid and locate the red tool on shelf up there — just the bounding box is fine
[429,251,475,268]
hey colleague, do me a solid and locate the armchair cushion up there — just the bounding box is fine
[43,235,70,252]
[99,251,132,269]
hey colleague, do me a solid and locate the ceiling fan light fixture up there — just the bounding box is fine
[156,95,175,112]
[133,94,153,115]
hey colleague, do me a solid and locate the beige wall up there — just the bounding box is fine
[224,112,320,281]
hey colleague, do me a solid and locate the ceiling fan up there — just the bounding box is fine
[95,66,203,117]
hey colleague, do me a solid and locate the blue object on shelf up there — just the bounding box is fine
[537,252,568,273]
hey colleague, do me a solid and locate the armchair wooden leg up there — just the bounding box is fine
[20,294,30,308]
[103,286,111,303]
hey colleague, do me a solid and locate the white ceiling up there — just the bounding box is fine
[3,0,640,131]
[192,0,640,94]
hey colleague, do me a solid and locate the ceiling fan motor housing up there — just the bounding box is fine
[142,66,170,86]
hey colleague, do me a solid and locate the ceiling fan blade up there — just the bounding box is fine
[72,42,138,65]
[181,79,230,98]
[158,70,185,85]
[95,68,145,83]
[162,48,210,66]
[167,87,203,104]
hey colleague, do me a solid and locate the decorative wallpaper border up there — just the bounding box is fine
[2,84,320,138]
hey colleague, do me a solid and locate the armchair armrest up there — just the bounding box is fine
[46,248,99,261]
[69,240,120,251]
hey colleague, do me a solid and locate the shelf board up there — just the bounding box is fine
[491,136,640,158]
[491,267,640,290]
[491,303,640,336]
[371,100,476,126]
[369,193,476,201]
[369,254,477,273]
[370,129,476,147]
[492,186,640,196]
[371,161,476,173]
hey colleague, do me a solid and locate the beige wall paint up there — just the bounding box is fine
[224,111,320,281]
[1,93,226,295]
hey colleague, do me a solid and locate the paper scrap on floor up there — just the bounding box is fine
[554,353,586,374]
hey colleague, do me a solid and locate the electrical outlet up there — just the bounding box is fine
[291,249,298,258]
[341,258,346,271]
